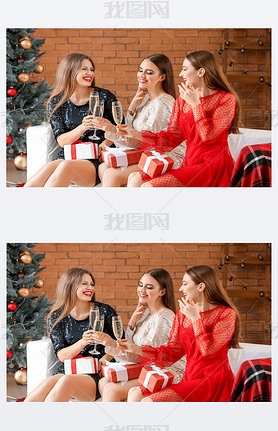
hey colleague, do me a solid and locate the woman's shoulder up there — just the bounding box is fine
[94,86,116,100]
[153,94,175,108]
[157,308,175,323]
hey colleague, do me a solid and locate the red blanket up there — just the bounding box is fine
[230,358,271,402]
[230,143,271,187]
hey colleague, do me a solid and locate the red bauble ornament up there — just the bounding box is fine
[7,87,17,97]
[8,302,17,311]
[18,271,25,277]
[18,57,25,62]
[6,135,13,145]
[7,350,13,359]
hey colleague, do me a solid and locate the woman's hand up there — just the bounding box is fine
[81,115,94,131]
[116,124,142,142]
[91,331,113,347]
[81,329,95,347]
[178,83,200,107]
[129,86,145,113]
[98,354,113,371]
[128,302,145,328]
[98,140,112,155]
[91,117,114,132]
[178,298,201,321]
[116,339,142,355]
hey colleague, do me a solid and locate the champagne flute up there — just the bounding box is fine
[91,315,105,355]
[88,306,99,355]
[88,91,100,140]
[112,101,126,143]
[112,315,126,356]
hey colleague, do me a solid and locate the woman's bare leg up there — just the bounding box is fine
[127,386,144,402]
[44,374,96,402]
[24,160,64,187]
[127,171,145,187]
[141,396,153,402]
[101,378,139,402]
[44,160,96,187]
[141,182,153,187]
[24,374,64,402]
[98,162,110,182]
[102,164,139,187]
[98,376,110,397]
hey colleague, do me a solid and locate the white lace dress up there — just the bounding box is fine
[105,308,186,384]
[105,94,186,169]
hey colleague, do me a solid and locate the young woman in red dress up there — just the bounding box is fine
[117,50,241,187]
[117,265,241,402]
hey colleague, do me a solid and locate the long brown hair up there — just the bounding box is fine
[186,265,240,348]
[143,54,176,99]
[143,268,176,313]
[186,50,241,133]
[48,267,95,332]
[47,53,95,118]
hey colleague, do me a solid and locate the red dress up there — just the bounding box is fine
[139,91,236,187]
[140,305,236,402]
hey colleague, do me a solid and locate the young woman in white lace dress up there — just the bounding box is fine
[92,268,186,402]
[92,54,186,186]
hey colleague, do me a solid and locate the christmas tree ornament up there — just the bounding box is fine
[7,350,13,359]
[19,251,32,264]
[6,135,13,144]
[17,72,30,83]
[34,64,44,73]
[7,87,17,97]
[14,153,27,170]
[18,287,30,298]
[18,271,25,277]
[18,57,25,62]
[19,36,32,50]
[8,302,18,311]
[14,368,27,384]
[9,149,14,154]
[35,279,44,288]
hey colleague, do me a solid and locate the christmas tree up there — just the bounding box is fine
[7,243,52,384]
[6,28,51,169]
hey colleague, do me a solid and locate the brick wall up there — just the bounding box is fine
[31,243,271,344]
[32,28,271,129]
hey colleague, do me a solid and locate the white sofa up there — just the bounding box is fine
[26,337,271,397]
[26,122,271,182]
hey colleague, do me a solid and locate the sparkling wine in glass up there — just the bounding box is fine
[88,306,99,355]
[89,92,100,140]
[112,101,126,143]
[112,315,126,356]
[91,315,105,355]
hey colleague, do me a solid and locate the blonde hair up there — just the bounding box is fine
[47,53,95,118]
[186,50,241,133]
[48,267,95,332]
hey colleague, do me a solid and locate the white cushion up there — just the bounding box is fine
[228,342,271,376]
[228,127,271,161]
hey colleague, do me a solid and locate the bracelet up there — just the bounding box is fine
[128,323,135,331]
[128,110,134,116]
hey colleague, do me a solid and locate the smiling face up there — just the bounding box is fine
[137,273,166,306]
[179,58,203,88]
[137,59,165,91]
[179,272,204,303]
[75,273,95,303]
[75,59,95,88]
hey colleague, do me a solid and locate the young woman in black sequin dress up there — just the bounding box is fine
[24,268,117,402]
[24,53,117,187]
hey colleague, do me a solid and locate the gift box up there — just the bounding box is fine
[101,362,142,385]
[138,150,174,178]
[64,141,98,160]
[64,356,98,375]
[138,365,174,392]
[101,147,142,169]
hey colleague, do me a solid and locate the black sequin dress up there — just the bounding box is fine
[48,301,119,399]
[49,87,118,185]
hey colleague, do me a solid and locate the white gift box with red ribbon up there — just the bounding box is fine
[64,142,98,160]
[64,356,98,375]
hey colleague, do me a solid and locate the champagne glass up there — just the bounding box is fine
[88,306,99,355]
[88,91,100,140]
[112,101,126,143]
[112,315,126,356]
[91,315,105,355]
